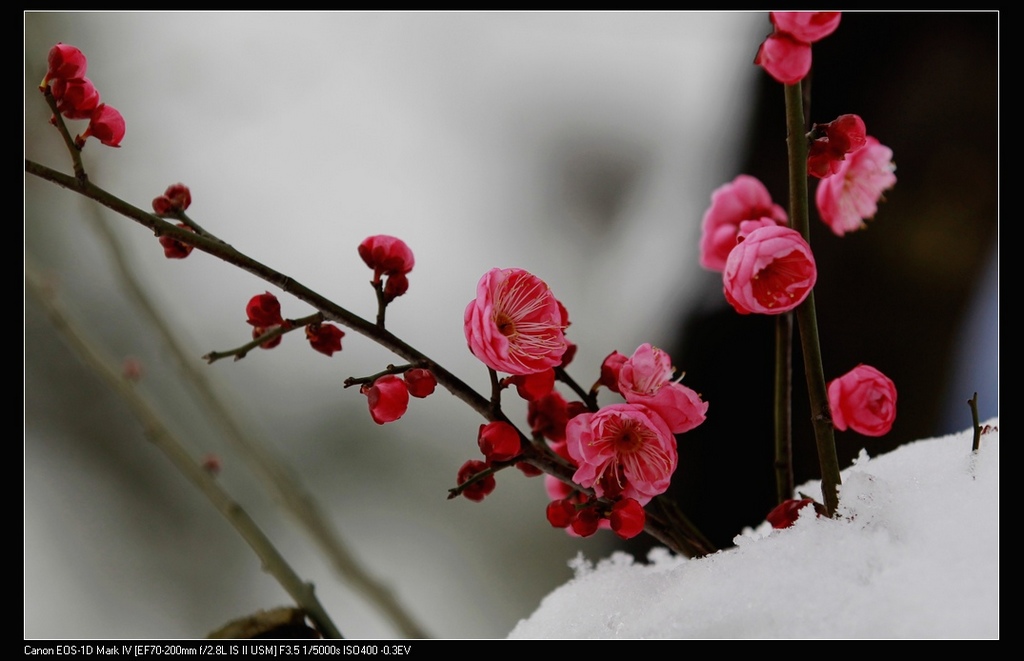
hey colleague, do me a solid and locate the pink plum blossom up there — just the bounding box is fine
[723,225,817,315]
[565,403,677,505]
[700,174,788,272]
[815,137,897,236]
[617,343,708,435]
[828,364,897,437]
[464,267,568,375]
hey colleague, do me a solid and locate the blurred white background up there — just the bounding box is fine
[25,12,766,638]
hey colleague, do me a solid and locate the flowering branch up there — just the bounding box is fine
[204,315,318,363]
[784,81,842,516]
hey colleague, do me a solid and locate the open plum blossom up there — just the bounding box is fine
[754,12,841,85]
[464,267,568,375]
[816,136,897,236]
[565,403,677,505]
[828,364,897,437]
[699,174,788,272]
[617,343,708,434]
[723,225,817,315]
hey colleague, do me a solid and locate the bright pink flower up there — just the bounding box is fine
[700,174,788,272]
[609,498,646,540]
[152,184,192,215]
[305,323,345,357]
[808,114,868,179]
[723,225,817,315]
[158,223,196,259]
[510,369,555,401]
[477,421,521,463]
[766,497,818,529]
[770,12,842,43]
[457,460,496,502]
[464,267,568,375]
[43,43,88,87]
[246,292,284,327]
[566,403,677,505]
[815,137,897,236]
[828,364,897,437]
[50,77,100,119]
[617,343,708,435]
[358,235,414,280]
[404,368,437,398]
[75,104,125,148]
[363,375,410,424]
[754,31,812,85]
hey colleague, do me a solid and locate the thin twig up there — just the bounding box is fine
[26,259,343,640]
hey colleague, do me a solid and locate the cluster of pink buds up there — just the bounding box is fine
[41,43,125,148]
[754,12,841,85]
[358,235,415,304]
[152,184,197,259]
[244,291,345,356]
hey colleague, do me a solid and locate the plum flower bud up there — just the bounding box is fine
[305,323,345,357]
[599,351,628,393]
[570,507,602,537]
[509,369,555,401]
[464,267,568,375]
[815,137,896,236]
[546,499,576,529]
[766,498,819,529]
[363,375,409,425]
[609,498,646,540]
[75,103,125,148]
[358,235,414,280]
[158,223,196,259]
[246,292,284,328]
[808,114,868,179]
[828,364,897,437]
[457,459,496,502]
[43,43,88,88]
[152,184,192,215]
[699,175,788,272]
[404,368,437,398]
[770,11,842,43]
[723,225,817,315]
[754,31,812,85]
[51,77,100,119]
[477,421,521,463]
[252,326,282,350]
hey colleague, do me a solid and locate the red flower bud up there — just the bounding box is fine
[305,323,345,357]
[363,375,409,424]
[609,498,646,540]
[251,326,282,350]
[766,498,818,529]
[599,351,628,393]
[246,292,284,328]
[51,77,100,119]
[457,459,496,502]
[158,223,196,259]
[383,272,409,302]
[477,421,521,463]
[546,499,576,528]
[510,369,555,401]
[570,507,601,537]
[153,183,193,215]
[404,368,437,398]
[44,43,88,87]
[75,103,125,148]
[358,235,415,280]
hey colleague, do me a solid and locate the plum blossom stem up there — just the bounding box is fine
[774,313,794,504]
[203,314,321,363]
[784,82,842,516]
[969,392,981,452]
